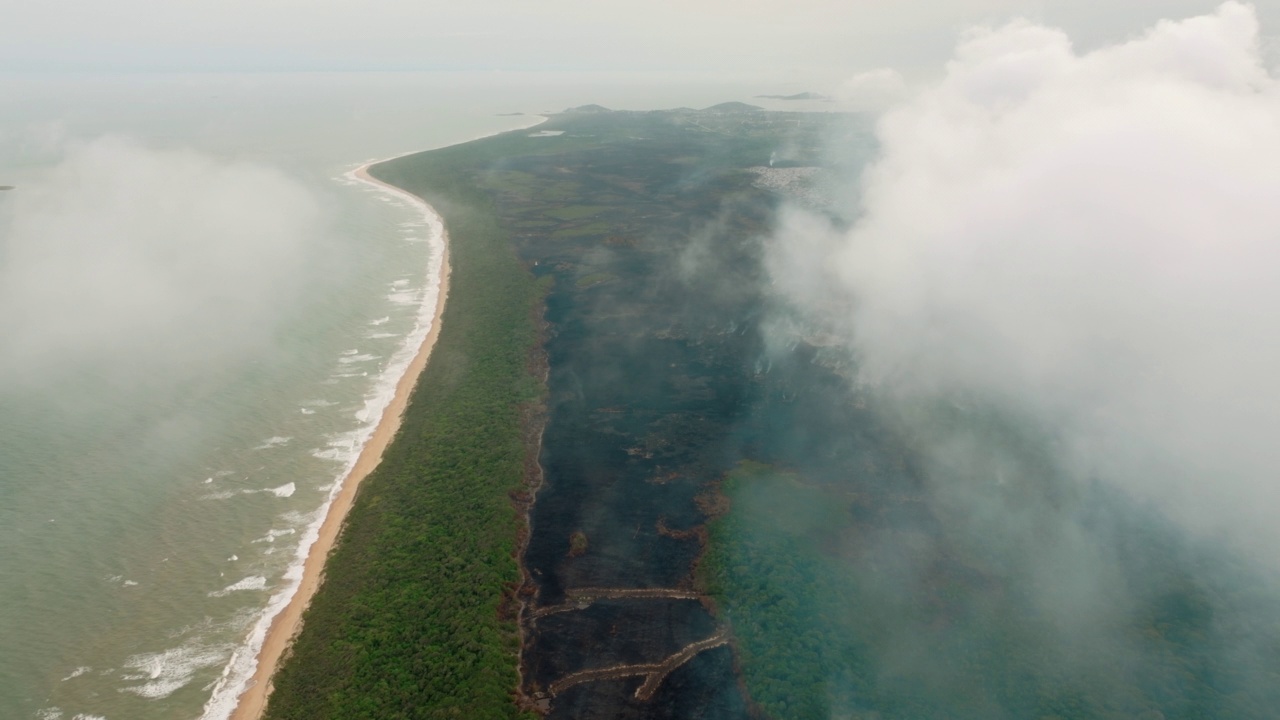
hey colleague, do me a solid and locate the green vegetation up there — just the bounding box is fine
[573,272,616,288]
[703,459,1280,720]
[702,463,872,719]
[262,139,546,720]
[256,106,1280,720]
[543,204,605,221]
[552,221,612,239]
[567,531,588,557]
[260,106,839,719]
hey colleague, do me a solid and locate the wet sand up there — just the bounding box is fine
[227,163,451,720]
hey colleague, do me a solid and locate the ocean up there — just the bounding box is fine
[0,71,813,720]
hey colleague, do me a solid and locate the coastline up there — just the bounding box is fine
[212,114,548,720]
[222,163,451,720]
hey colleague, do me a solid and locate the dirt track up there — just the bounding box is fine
[532,587,703,619]
[548,630,729,700]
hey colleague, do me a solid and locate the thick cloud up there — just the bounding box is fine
[835,68,909,111]
[772,2,1280,558]
[0,137,323,395]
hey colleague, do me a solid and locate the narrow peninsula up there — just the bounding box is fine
[250,105,1280,720]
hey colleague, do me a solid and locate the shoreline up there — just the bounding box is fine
[221,163,451,720]
[213,114,549,720]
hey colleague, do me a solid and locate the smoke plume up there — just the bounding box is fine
[0,137,324,398]
[773,1,1280,561]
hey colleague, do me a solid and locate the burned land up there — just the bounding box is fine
[268,106,1280,720]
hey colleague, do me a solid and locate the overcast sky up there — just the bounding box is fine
[6,0,1280,80]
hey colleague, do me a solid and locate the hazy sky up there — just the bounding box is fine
[7,0,1280,80]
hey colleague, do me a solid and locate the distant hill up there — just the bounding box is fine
[756,92,830,101]
[563,104,611,114]
[0,185,13,191]
[703,101,763,113]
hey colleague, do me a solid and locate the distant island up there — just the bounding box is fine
[495,112,525,116]
[703,101,763,113]
[562,103,611,114]
[0,185,14,191]
[755,91,831,101]
[564,102,766,115]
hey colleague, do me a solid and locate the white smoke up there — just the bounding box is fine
[835,68,909,111]
[773,1,1280,559]
[0,136,323,393]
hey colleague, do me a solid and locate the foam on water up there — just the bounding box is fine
[370,316,390,326]
[366,331,396,339]
[252,528,295,544]
[252,437,291,450]
[199,491,238,501]
[60,667,91,682]
[387,290,420,306]
[328,371,368,380]
[299,399,334,414]
[199,161,447,720]
[310,446,347,462]
[337,353,379,365]
[122,643,231,699]
[208,577,268,598]
[201,484,296,501]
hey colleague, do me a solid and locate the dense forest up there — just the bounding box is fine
[262,137,547,720]
[702,446,1280,720]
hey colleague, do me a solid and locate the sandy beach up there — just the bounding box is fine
[226,163,451,720]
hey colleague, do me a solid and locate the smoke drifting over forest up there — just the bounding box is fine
[772,1,1280,563]
[0,137,323,397]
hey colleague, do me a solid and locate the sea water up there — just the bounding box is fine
[0,71,813,720]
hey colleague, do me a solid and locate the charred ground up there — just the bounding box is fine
[267,104,1280,720]
[481,106,863,718]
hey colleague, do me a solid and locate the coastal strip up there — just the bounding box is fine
[239,119,550,719]
[211,162,452,720]
[202,116,548,720]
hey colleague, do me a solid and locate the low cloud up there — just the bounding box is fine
[772,1,1280,559]
[0,137,323,397]
[834,68,909,111]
